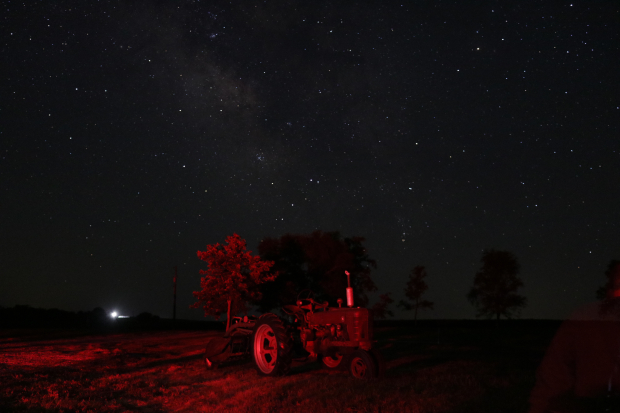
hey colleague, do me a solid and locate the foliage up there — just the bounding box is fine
[256,230,377,312]
[398,265,434,321]
[595,260,620,300]
[371,293,394,319]
[192,234,276,319]
[467,250,526,320]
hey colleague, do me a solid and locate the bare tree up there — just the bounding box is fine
[398,265,434,323]
[371,292,394,319]
[467,249,526,320]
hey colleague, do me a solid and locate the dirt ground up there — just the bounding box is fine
[0,321,558,412]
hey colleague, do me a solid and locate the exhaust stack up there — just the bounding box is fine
[345,270,354,308]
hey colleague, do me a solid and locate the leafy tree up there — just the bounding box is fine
[256,233,308,312]
[192,233,277,330]
[596,260,620,300]
[467,249,526,320]
[256,230,377,312]
[398,265,434,323]
[371,293,394,319]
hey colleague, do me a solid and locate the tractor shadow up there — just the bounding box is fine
[373,320,559,377]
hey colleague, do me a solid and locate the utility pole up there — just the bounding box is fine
[173,266,177,322]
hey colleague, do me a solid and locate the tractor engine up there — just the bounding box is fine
[300,307,373,354]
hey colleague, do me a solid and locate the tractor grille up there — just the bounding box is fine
[349,309,369,341]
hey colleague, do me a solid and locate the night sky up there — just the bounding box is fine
[2,1,619,321]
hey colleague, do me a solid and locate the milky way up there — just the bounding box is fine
[2,1,618,319]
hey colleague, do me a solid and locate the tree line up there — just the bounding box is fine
[192,231,617,323]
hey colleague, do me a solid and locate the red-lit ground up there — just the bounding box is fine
[0,322,556,412]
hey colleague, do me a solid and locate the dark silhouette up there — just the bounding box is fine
[191,233,276,330]
[398,265,434,323]
[467,249,526,320]
[596,259,620,300]
[529,260,620,413]
[256,231,377,312]
[135,312,160,324]
[0,305,110,329]
[371,292,394,319]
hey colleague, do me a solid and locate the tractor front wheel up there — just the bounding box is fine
[349,349,377,379]
[252,313,292,376]
[320,352,345,369]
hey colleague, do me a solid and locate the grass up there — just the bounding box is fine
[0,320,560,412]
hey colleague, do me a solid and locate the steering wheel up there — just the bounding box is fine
[296,289,318,310]
[297,289,316,303]
[296,289,330,311]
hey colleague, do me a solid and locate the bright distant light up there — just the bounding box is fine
[110,311,118,318]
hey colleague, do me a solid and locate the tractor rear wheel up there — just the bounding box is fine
[252,313,292,376]
[370,348,386,378]
[348,349,377,379]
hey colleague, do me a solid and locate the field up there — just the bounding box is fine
[0,320,560,413]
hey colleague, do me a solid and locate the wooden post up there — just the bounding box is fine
[226,299,232,331]
[173,266,177,322]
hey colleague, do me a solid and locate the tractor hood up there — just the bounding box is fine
[306,307,373,343]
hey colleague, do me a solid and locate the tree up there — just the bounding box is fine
[371,293,394,319]
[191,233,277,330]
[398,265,434,323]
[596,260,620,300]
[255,231,377,312]
[467,249,526,320]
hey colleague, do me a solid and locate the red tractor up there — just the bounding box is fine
[204,272,384,379]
